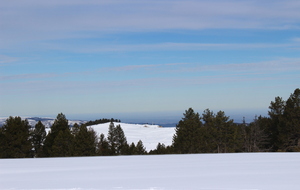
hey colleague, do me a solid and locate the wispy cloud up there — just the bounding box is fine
[0,63,185,81]
[1,0,300,48]
[0,55,18,65]
[170,58,300,74]
[40,41,300,53]
[1,58,299,84]
[0,73,58,81]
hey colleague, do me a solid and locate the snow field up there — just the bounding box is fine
[1,153,300,190]
[91,122,175,151]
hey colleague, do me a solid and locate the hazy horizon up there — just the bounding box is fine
[1,107,268,124]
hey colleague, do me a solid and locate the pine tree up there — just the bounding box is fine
[0,117,32,158]
[150,143,167,154]
[73,125,97,156]
[0,127,5,158]
[127,142,136,155]
[51,130,74,157]
[114,124,128,155]
[106,122,129,155]
[284,88,300,151]
[202,110,237,153]
[267,96,285,151]
[31,121,46,157]
[135,140,147,155]
[107,121,117,155]
[43,113,71,157]
[98,133,110,156]
[173,108,203,153]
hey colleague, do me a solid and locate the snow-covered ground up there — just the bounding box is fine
[1,153,300,190]
[91,122,175,151]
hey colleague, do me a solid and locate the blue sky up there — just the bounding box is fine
[1,0,300,123]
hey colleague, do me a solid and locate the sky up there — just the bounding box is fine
[1,0,300,123]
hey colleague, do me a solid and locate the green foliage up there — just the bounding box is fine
[51,130,74,157]
[114,124,128,155]
[43,113,71,157]
[173,108,243,154]
[127,142,136,155]
[31,121,46,157]
[173,108,203,153]
[107,122,128,155]
[107,121,117,155]
[0,117,32,158]
[266,88,300,151]
[204,110,236,153]
[97,133,110,156]
[85,118,121,127]
[135,140,147,155]
[73,125,97,156]
[52,113,69,133]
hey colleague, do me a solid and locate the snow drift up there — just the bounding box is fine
[1,153,300,190]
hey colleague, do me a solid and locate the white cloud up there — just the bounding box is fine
[1,0,300,48]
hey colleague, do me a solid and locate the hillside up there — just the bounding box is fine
[0,117,175,151]
[90,122,175,151]
[1,153,300,190]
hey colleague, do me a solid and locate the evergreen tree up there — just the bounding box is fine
[97,133,110,156]
[43,113,71,157]
[135,140,147,155]
[0,117,32,158]
[107,121,117,155]
[149,143,167,154]
[127,142,136,155]
[202,110,237,153]
[31,121,46,157]
[0,127,5,157]
[267,96,285,151]
[114,124,128,155]
[173,108,203,153]
[51,130,74,157]
[73,125,97,156]
[283,88,300,151]
[107,122,129,155]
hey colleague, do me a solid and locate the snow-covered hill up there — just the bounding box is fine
[90,122,175,151]
[1,153,300,190]
[0,117,175,151]
[0,117,86,128]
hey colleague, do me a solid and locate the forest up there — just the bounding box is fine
[0,88,299,158]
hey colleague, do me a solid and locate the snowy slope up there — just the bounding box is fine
[90,122,175,151]
[1,153,300,190]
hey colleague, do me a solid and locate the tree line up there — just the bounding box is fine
[0,115,146,158]
[172,88,300,154]
[0,88,299,158]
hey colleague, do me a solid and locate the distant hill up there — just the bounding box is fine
[0,117,175,151]
[0,117,86,128]
[89,122,175,151]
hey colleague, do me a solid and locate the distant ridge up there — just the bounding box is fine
[0,117,86,128]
